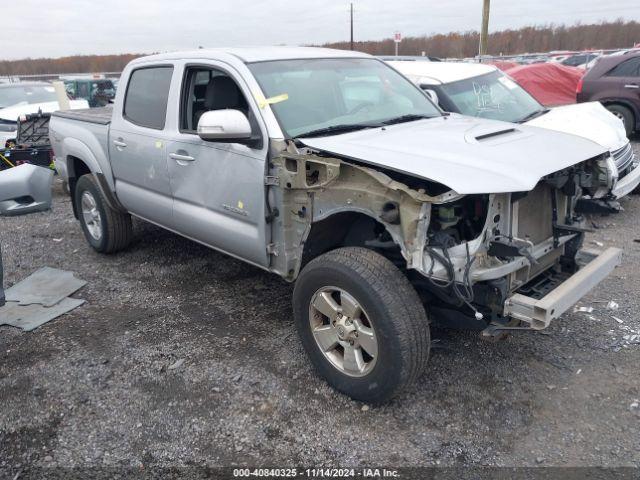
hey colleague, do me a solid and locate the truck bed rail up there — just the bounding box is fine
[52,106,112,125]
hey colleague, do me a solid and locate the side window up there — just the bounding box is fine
[607,58,640,77]
[179,66,249,132]
[123,66,173,130]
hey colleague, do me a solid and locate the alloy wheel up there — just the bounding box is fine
[81,191,103,241]
[309,286,378,377]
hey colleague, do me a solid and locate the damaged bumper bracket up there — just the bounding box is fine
[503,247,622,330]
[612,161,640,199]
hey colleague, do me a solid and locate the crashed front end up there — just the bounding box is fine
[396,157,622,332]
[416,178,622,331]
[269,145,621,333]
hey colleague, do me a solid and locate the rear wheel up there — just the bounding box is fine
[606,104,634,136]
[293,247,430,403]
[75,174,132,253]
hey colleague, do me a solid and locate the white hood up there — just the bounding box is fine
[300,114,607,194]
[527,102,628,153]
[0,99,89,122]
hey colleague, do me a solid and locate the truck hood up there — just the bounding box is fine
[299,114,607,194]
[0,99,89,122]
[527,102,628,153]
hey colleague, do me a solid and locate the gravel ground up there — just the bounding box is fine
[1,139,639,473]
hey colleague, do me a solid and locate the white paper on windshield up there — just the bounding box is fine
[497,76,518,90]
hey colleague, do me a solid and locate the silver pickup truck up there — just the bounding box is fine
[50,47,621,403]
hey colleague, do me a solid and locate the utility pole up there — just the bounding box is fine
[479,0,491,61]
[350,3,354,50]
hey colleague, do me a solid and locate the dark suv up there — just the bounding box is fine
[577,52,640,136]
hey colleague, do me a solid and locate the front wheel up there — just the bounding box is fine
[293,247,430,403]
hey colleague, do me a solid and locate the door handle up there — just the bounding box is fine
[169,152,195,162]
[113,140,127,148]
[624,84,639,89]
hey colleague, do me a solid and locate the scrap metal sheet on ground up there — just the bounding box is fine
[5,266,86,306]
[0,267,86,331]
[0,298,85,331]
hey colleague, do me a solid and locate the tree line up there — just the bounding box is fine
[324,19,640,58]
[1,20,639,76]
[0,54,143,76]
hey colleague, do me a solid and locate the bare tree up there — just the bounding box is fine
[323,20,640,58]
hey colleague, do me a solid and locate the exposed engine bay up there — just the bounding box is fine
[266,141,621,333]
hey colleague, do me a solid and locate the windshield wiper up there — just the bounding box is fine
[296,114,438,138]
[517,108,550,123]
[296,123,381,138]
[381,113,439,126]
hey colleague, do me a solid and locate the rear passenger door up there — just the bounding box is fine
[109,65,175,227]
[608,57,640,101]
[164,62,270,268]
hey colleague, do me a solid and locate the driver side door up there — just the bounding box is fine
[164,62,270,268]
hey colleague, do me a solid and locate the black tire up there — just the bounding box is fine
[293,247,430,403]
[606,104,634,137]
[74,174,132,253]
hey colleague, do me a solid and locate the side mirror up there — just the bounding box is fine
[197,109,252,142]
[423,88,440,106]
[0,164,53,216]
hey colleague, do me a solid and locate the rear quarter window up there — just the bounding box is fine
[123,66,174,129]
[607,57,640,77]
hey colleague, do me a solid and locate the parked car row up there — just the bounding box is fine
[46,47,625,403]
[384,49,640,139]
[388,59,640,203]
[484,47,640,71]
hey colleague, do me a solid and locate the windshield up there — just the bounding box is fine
[248,58,441,137]
[0,84,58,109]
[440,70,543,122]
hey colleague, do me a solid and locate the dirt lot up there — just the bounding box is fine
[1,140,640,473]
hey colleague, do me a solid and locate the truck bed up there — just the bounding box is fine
[52,106,112,125]
[49,106,113,188]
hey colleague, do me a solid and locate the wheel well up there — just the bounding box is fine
[67,156,91,218]
[69,155,91,179]
[603,101,637,123]
[301,212,403,270]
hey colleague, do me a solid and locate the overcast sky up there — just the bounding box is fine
[4,0,640,60]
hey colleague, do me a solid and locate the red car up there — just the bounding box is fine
[577,52,640,136]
